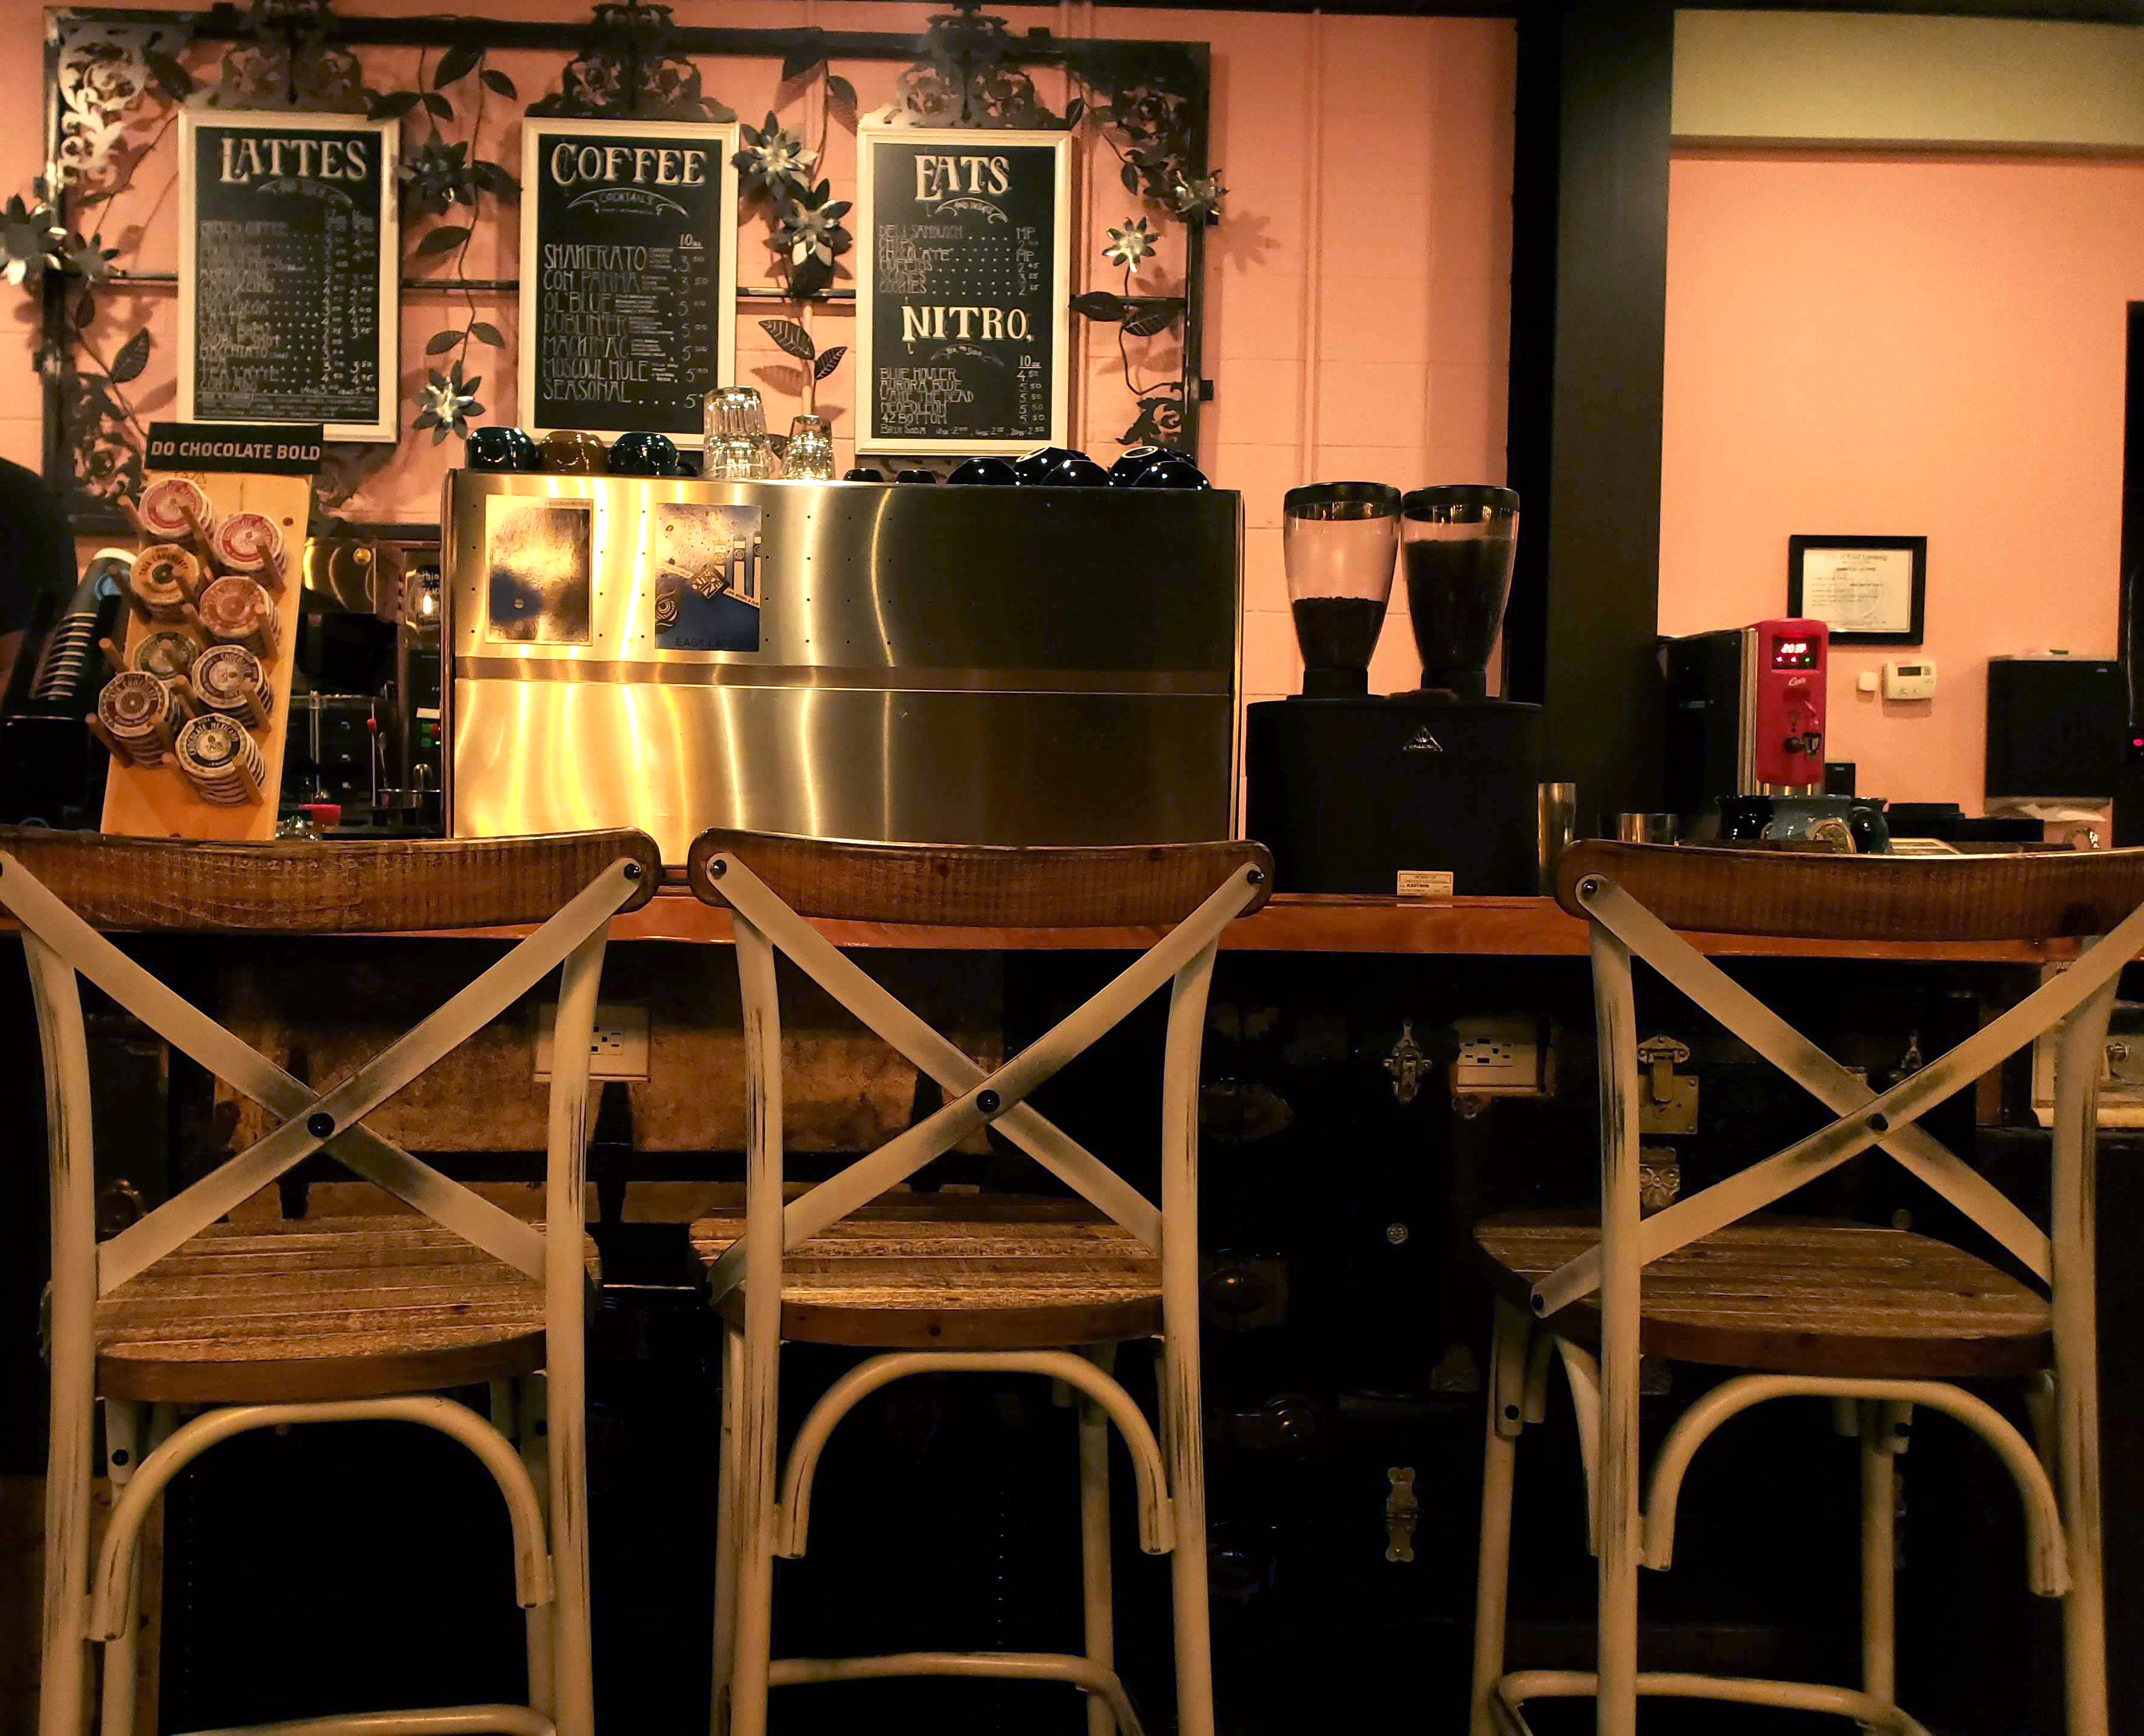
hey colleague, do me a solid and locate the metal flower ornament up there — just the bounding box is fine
[774,183,853,270]
[413,360,484,444]
[1104,218,1158,271]
[735,113,817,199]
[0,187,67,288]
[1170,173,1227,225]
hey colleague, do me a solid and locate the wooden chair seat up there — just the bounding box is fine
[1473,1209,2052,1379]
[689,1194,1162,1350]
[95,1216,592,1405]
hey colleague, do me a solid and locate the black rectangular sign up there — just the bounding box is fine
[146,422,324,475]
[856,125,1071,456]
[179,112,397,442]
[520,118,740,444]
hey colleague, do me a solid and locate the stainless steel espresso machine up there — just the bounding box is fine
[1244,483,1542,893]
[439,471,1243,861]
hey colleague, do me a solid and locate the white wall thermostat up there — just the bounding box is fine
[1881,659,1937,701]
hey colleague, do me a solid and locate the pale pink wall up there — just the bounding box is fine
[1660,148,2144,809]
[5,4,1514,715]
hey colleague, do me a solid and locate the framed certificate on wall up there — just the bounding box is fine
[855,123,1073,456]
[1788,534,1927,646]
[520,116,741,445]
[179,111,400,442]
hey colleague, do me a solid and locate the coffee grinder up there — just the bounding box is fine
[1245,482,1543,894]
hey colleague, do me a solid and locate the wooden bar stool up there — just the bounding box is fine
[683,829,1272,1736]
[1470,841,2144,1736]
[7,828,660,1736]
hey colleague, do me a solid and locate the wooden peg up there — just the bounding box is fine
[98,636,128,675]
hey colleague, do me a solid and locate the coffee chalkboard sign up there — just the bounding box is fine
[520,118,740,445]
[855,124,1071,456]
[179,112,399,442]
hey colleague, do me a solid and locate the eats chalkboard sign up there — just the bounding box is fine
[855,124,1071,456]
[179,112,399,443]
[520,118,740,444]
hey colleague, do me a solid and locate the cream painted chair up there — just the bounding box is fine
[1470,840,2144,1736]
[8,828,660,1736]
[684,828,1272,1736]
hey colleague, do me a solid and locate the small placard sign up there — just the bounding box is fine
[179,112,398,442]
[520,117,741,444]
[855,123,1071,456]
[145,423,324,476]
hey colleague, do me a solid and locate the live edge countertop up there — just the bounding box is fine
[420,886,2080,964]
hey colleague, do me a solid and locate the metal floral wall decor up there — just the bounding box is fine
[32,0,1220,534]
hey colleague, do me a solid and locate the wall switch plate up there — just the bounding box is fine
[1856,669,1880,695]
[1452,1015,1550,1096]
[1881,658,1937,701]
[534,1001,650,1082]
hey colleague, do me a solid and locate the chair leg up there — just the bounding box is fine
[546,1367,595,1736]
[1158,1328,1215,1736]
[96,1402,142,1736]
[710,1321,744,1736]
[1472,1300,1532,1736]
[1596,1318,1642,1736]
[40,1346,95,1736]
[2054,1359,2111,1736]
[1079,1345,1118,1736]
[1860,1400,1906,1708]
[727,1321,781,1736]
[510,1377,555,1723]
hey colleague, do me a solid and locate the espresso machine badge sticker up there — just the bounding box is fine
[485,497,593,645]
[651,502,764,652]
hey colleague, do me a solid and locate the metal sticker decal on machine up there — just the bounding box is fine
[651,503,762,653]
[484,497,592,645]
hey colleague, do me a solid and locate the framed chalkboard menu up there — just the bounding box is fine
[519,117,740,445]
[178,111,399,444]
[855,124,1071,456]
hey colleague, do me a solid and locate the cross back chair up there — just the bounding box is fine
[683,828,1274,1736]
[6,827,660,1736]
[1470,841,2144,1736]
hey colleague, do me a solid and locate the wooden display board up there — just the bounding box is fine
[99,427,318,841]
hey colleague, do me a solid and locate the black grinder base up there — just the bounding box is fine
[1245,696,1545,895]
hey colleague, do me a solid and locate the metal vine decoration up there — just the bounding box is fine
[899,0,1054,129]
[529,0,736,124]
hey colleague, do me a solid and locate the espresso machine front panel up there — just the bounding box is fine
[441,473,1242,858]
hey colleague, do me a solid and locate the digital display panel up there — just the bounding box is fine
[1771,636,1819,669]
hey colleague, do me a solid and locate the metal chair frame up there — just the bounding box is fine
[698,841,1268,1736]
[10,844,649,1736]
[1470,861,2144,1736]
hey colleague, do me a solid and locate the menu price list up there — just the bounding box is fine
[866,137,1062,447]
[188,121,389,427]
[526,124,733,438]
[535,238,715,433]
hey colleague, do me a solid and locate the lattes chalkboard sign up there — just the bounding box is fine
[520,118,740,445]
[179,111,399,443]
[855,124,1071,456]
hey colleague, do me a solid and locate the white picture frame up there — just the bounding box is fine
[855,122,1073,456]
[178,110,400,443]
[519,116,741,447]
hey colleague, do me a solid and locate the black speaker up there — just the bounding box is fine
[1985,657,2122,803]
[1245,697,1543,895]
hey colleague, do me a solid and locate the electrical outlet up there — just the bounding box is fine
[1452,1015,1549,1096]
[534,1001,650,1082]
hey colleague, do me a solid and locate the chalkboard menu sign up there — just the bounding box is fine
[178,112,398,443]
[855,124,1071,456]
[520,118,740,445]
